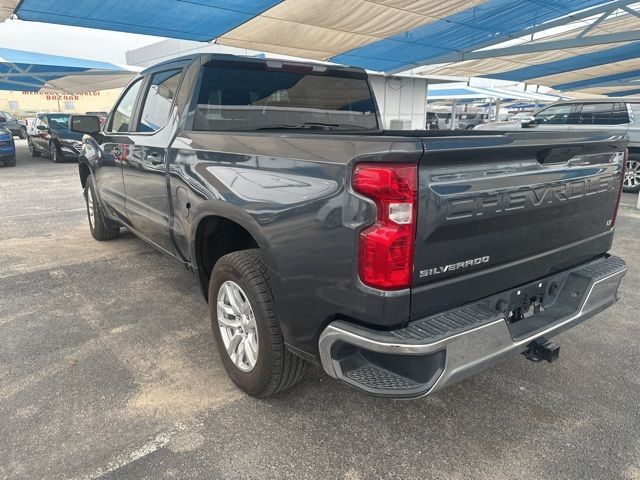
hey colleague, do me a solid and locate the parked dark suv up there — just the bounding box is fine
[0,111,26,139]
[27,113,84,162]
[476,99,640,192]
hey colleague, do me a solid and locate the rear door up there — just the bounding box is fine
[568,102,631,134]
[410,131,626,320]
[121,67,184,254]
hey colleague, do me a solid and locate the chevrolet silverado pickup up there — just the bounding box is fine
[71,54,627,398]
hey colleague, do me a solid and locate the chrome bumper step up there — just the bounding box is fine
[319,255,627,398]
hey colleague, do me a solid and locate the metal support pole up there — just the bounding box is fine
[451,100,457,130]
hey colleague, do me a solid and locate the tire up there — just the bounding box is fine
[18,128,26,140]
[28,137,40,157]
[50,141,61,163]
[624,154,640,193]
[2,155,16,167]
[209,249,305,397]
[84,175,119,241]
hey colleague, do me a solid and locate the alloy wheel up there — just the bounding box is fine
[625,160,640,189]
[216,280,259,372]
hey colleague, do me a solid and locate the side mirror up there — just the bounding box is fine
[521,116,538,128]
[0,117,6,123]
[70,115,100,134]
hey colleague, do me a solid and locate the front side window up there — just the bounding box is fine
[48,114,70,130]
[138,69,182,132]
[35,115,48,128]
[534,104,573,124]
[110,78,143,133]
[193,61,378,131]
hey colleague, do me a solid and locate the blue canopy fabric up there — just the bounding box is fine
[10,0,640,95]
[553,69,640,91]
[330,0,605,72]
[0,47,133,92]
[484,42,640,83]
[16,0,281,42]
[605,88,640,97]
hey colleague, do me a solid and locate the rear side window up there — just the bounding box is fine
[577,103,615,125]
[629,103,640,123]
[193,61,378,131]
[138,69,182,132]
[609,103,630,124]
[109,78,143,133]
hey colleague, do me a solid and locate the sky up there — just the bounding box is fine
[0,18,163,65]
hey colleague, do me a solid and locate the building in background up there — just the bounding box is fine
[0,89,122,117]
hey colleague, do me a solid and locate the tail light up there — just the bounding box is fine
[611,148,627,228]
[352,163,417,290]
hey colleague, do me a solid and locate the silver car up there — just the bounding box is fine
[475,99,640,192]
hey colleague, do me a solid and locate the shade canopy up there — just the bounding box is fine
[7,0,640,95]
[0,47,136,92]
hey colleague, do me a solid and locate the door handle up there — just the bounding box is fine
[146,153,163,165]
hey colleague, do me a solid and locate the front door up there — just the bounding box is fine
[531,103,576,131]
[95,78,144,223]
[33,114,50,153]
[120,68,183,254]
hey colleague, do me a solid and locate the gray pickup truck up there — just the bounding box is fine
[71,54,627,399]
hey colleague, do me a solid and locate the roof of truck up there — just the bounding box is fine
[140,53,367,76]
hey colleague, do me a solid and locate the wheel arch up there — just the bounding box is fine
[191,209,274,301]
[78,160,92,189]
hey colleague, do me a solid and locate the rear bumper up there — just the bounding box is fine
[319,255,627,398]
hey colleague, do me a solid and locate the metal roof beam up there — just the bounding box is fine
[0,70,126,77]
[620,5,640,18]
[554,68,640,89]
[440,30,640,62]
[395,0,639,70]
[576,9,613,37]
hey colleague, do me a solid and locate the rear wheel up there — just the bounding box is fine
[84,174,119,241]
[2,155,16,167]
[28,137,40,157]
[209,249,305,397]
[624,154,640,193]
[18,128,26,140]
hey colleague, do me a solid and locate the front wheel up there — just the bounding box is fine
[50,142,61,163]
[84,175,119,241]
[624,155,640,193]
[28,137,40,157]
[209,249,305,397]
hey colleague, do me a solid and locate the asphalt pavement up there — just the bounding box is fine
[1,139,639,480]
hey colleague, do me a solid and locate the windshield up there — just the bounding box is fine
[193,61,378,132]
[48,114,71,130]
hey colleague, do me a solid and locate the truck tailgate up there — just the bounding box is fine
[411,131,626,320]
